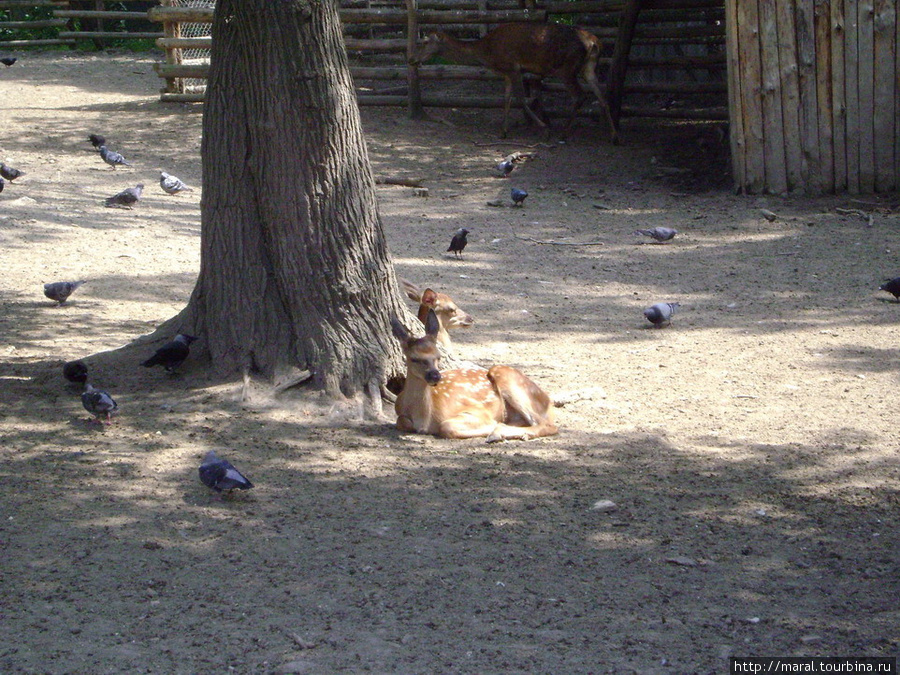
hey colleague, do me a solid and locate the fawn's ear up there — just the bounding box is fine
[424,309,440,338]
[421,289,438,307]
[391,317,410,342]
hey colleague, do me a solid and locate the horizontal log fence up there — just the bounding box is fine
[1,0,162,47]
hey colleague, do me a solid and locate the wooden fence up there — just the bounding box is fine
[148,0,730,126]
[727,0,898,194]
[0,0,161,47]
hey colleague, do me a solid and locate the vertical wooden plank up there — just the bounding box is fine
[406,0,424,119]
[775,1,803,190]
[844,0,861,192]
[814,0,834,192]
[606,0,646,130]
[796,1,822,192]
[872,0,896,191]
[725,0,748,192]
[857,0,876,191]
[896,0,900,183]
[759,0,788,193]
[736,0,766,193]
[831,0,848,192]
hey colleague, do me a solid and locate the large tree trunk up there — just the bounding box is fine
[177,0,408,399]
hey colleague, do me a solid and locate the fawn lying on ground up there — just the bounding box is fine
[391,310,558,442]
[400,277,474,349]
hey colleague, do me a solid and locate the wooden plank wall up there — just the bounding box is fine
[727,0,898,194]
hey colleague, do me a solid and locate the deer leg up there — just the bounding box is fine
[501,77,514,138]
[438,411,504,439]
[581,68,620,145]
[486,366,558,442]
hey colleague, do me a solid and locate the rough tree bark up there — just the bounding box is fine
[175,0,409,401]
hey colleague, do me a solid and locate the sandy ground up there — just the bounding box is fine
[1,52,899,674]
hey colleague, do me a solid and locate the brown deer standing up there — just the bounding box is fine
[400,277,474,349]
[391,310,558,442]
[410,22,619,143]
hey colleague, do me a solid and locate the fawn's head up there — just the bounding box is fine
[419,288,474,332]
[391,310,442,385]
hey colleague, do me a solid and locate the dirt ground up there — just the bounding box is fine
[1,52,899,675]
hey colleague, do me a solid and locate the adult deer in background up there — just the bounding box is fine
[410,22,619,143]
[391,310,558,442]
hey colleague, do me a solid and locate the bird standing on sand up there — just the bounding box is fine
[199,450,254,494]
[63,360,89,384]
[644,302,681,328]
[511,188,528,207]
[82,383,118,424]
[497,158,514,177]
[0,57,16,67]
[105,184,143,208]
[89,134,106,149]
[159,171,193,195]
[0,163,23,182]
[0,176,4,193]
[141,334,198,373]
[98,145,130,169]
[44,280,85,304]
[634,227,678,243]
[879,277,900,301]
[447,228,470,258]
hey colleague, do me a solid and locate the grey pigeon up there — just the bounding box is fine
[511,188,528,206]
[879,277,900,301]
[159,171,193,195]
[44,280,85,304]
[105,184,143,208]
[81,383,118,424]
[141,334,197,373]
[497,158,514,177]
[199,450,254,493]
[0,163,23,182]
[98,145,130,169]
[447,228,469,258]
[634,226,678,243]
[0,176,4,193]
[644,302,681,328]
[88,133,106,149]
[0,57,16,67]
[63,360,89,384]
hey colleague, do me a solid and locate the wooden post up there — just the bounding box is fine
[774,1,802,191]
[161,0,184,94]
[871,0,895,191]
[406,0,425,119]
[606,0,645,127]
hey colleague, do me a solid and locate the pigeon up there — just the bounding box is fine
[511,188,528,206]
[0,57,16,67]
[644,302,681,328]
[497,158,514,177]
[879,277,900,301]
[447,227,469,258]
[0,176,4,193]
[43,280,85,304]
[88,133,106,149]
[141,334,198,373]
[81,383,118,424]
[199,450,254,493]
[0,163,23,182]
[63,360,89,384]
[105,184,143,208]
[159,171,193,195]
[98,145,130,169]
[634,226,678,243]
